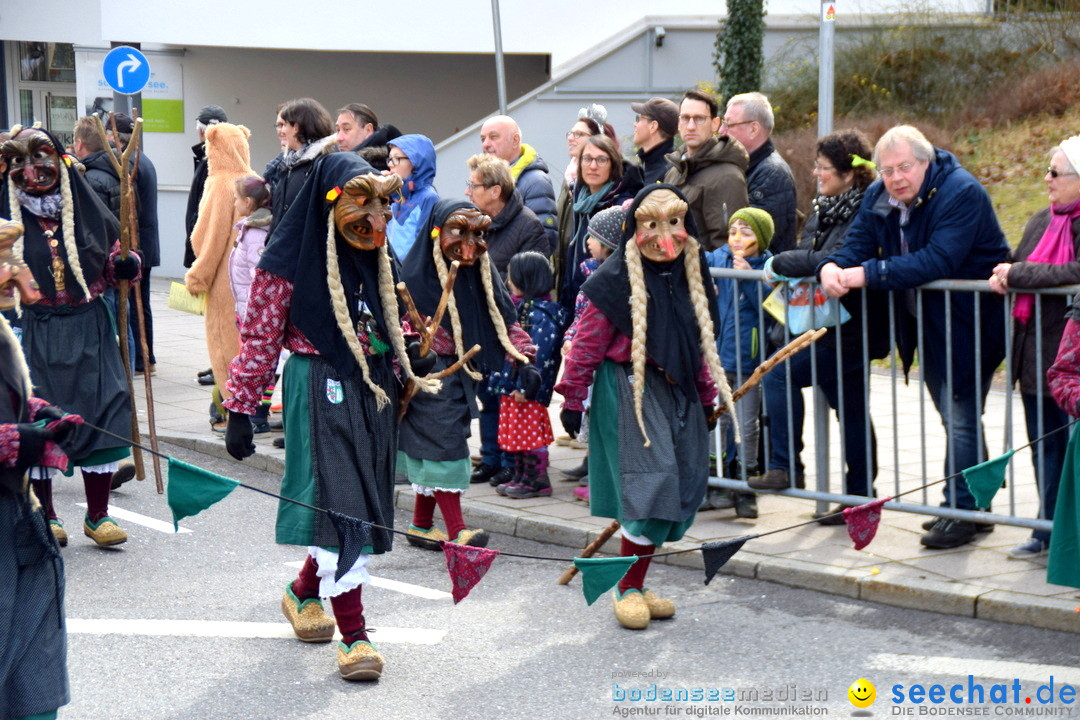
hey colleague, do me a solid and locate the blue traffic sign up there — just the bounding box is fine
[102,46,151,95]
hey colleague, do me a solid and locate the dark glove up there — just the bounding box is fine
[519,364,542,402]
[407,341,436,376]
[113,251,141,281]
[16,424,52,472]
[560,409,583,438]
[225,411,255,460]
[703,405,717,432]
[35,405,65,423]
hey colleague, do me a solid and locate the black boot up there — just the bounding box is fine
[470,462,500,484]
[495,453,524,495]
[505,453,552,499]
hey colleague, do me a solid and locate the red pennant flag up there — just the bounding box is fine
[844,498,890,550]
[443,542,501,604]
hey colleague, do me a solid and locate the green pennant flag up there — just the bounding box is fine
[573,555,638,606]
[961,450,1014,510]
[167,457,240,531]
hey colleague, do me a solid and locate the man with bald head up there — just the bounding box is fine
[480,115,557,252]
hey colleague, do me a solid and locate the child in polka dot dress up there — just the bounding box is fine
[489,252,569,499]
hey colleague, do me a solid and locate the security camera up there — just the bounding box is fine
[655,26,666,48]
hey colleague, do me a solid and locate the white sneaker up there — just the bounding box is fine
[1007,537,1048,559]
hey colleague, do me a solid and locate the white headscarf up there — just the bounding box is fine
[1060,135,1080,175]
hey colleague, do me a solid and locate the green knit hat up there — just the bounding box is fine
[729,207,775,250]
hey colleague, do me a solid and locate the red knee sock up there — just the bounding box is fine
[30,479,56,520]
[434,491,466,541]
[618,536,655,594]
[291,554,321,600]
[412,493,437,530]
[330,585,369,646]
[83,471,112,523]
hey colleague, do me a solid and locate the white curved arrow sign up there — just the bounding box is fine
[116,54,142,88]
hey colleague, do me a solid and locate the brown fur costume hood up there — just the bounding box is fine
[184,122,255,400]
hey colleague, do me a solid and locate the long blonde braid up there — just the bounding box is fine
[479,253,528,364]
[624,236,652,447]
[683,235,737,431]
[57,158,90,300]
[324,209,390,410]
[431,235,482,380]
[376,243,440,395]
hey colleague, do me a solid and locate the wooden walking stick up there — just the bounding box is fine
[558,520,621,585]
[395,261,466,421]
[710,328,827,423]
[92,114,164,492]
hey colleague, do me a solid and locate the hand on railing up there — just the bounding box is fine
[987,262,1011,295]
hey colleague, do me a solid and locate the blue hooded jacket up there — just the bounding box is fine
[387,134,439,260]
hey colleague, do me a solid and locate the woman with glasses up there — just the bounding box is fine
[558,135,643,311]
[265,98,335,239]
[750,129,889,520]
[997,136,1080,560]
[384,134,440,262]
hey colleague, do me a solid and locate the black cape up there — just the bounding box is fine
[580,184,720,398]
[399,199,518,374]
[258,152,396,379]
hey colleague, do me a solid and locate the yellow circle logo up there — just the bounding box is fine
[848,678,876,708]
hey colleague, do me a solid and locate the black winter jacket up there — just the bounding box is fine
[184,141,208,268]
[81,150,121,220]
[747,139,799,254]
[485,188,550,280]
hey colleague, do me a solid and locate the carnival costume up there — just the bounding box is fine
[397,200,536,549]
[0,223,80,720]
[555,185,735,630]
[224,153,437,681]
[1,127,139,549]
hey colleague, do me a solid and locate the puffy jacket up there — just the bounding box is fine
[664,136,748,250]
[267,135,337,238]
[229,207,271,321]
[511,144,558,253]
[485,188,549,280]
[1007,208,1080,396]
[746,139,799,254]
[487,297,568,406]
[133,153,160,267]
[81,150,121,220]
[708,244,772,376]
[821,147,1009,391]
[387,134,439,261]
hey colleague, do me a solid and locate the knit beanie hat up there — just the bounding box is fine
[587,205,626,250]
[729,207,775,250]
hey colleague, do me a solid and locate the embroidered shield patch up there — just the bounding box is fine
[326,378,344,404]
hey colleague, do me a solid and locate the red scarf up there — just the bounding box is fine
[1013,199,1080,324]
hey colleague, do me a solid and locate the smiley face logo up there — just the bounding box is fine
[848,678,876,708]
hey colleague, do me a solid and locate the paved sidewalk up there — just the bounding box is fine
[134,277,1080,634]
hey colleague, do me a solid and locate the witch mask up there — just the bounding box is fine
[0,219,41,310]
[1,130,61,197]
[634,189,689,263]
[437,208,490,266]
[333,173,403,251]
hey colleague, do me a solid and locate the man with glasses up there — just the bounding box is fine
[663,89,748,250]
[721,92,798,253]
[480,115,558,253]
[819,125,1009,550]
[630,97,679,184]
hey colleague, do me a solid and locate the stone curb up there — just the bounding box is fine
[159,432,1080,635]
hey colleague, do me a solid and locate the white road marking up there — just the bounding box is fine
[77,503,191,534]
[868,653,1080,685]
[67,618,446,645]
[284,562,451,600]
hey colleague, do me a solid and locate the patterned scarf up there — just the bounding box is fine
[810,186,865,248]
[281,141,315,170]
[15,188,62,219]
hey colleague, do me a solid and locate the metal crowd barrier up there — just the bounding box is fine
[706,266,1080,531]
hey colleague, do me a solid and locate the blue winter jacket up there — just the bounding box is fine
[388,134,439,261]
[487,297,567,407]
[819,147,1008,392]
[708,244,772,380]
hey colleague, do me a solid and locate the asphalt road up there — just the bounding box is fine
[49,443,1080,720]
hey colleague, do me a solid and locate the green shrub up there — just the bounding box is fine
[713,0,767,104]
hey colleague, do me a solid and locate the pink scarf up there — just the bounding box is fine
[1013,198,1080,323]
